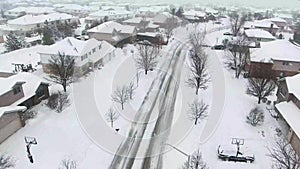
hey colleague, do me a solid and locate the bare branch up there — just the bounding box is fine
[188,100,208,125]
[135,42,159,75]
[106,107,119,128]
[111,85,129,110]
[59,159,77,169]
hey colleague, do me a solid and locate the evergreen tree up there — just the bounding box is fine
[42,28,55,45]
[176,7,184,18]
[4,32,24,52]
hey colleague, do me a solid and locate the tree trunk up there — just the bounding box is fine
[196,87,199,95]
[145,69,148,75]
[111,121,113,128]
[63,82,67,92]
[121,103,124,110]
[195,118,198,125]
[258,97,261,104]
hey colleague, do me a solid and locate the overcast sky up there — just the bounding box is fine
[127,0,300,9]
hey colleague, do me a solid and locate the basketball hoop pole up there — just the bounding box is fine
[24,136,37,163]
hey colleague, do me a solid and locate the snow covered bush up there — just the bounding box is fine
[0,154,15,169]
[59,159,77,169]
[46,92,70,113]
[46,93,59,110]
[246,107,264,126]
[181,149,208,169]
[22,110,37,121]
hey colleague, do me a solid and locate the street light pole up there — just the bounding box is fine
[165,143,190,168]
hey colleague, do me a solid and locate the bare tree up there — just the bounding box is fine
[59,159,77,169]
[135,42,159,75]
[189,27,206,55]
[187,49,210,95]
[246,76,276,104]
[127,81,135,100]
[111,86,129,110]
[57,91,70,113]
[188,100,208,125]
[165,16,178,41]
[0,154,15,169]
[246,107,264,126]
[106,107,119,128]
[48,52,75,92]
[226,36,251,78]
[229,12,246,37]
[181,149,209,169]
[268,139,300,169]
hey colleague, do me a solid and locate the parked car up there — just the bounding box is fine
[211,44,225,50]
[223,32,233,36]
[217,145,255,163]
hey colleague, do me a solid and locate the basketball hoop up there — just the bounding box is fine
[25,136,37,145]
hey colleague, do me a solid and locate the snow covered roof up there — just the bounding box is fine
[275,101,300,138]
[244,29,275,40]
[7,13,78,26]
[39,37,102,56]
[265,17,287,23]
[183,10,206,18]
[153,13,181,24]
[286,74,300,100]
[123,17,147,24]
[5,6,55,15]
[137,6,169,13]
[244,20,279,29]
[87,21,136,34]
[0,45,48,73]
[88,10,133,18]
[55,4,97,12]
[250,40,300,63]
[0,106,27,118]
[0,72,48,105]
[88,41,115,62]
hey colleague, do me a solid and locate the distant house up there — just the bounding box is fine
[39,37,116,75]
[247,40,300,77]
[0,72,49,108]
[54,4,97,18]
[244,20,279,35]
[4,6,55,19]
[153,13,182,29]
[122,17,159,32]
[265,17,288,30]
[0,13,79,36]
[182,10,206,23]
[87,21,137,45]
[275,74,300,156]
[85,10,134,24]
[244,29,276,42]
[136,6,169,17]
[0,106,27,143]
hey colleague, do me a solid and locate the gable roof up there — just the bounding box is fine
[89,40,115,62]
[39,37,101,56]
[244,28,275,40]
[286,74,300,100]
[7,13,78,25]
[0,106,27,118]
[0,73,48,105]
[250,40,300,63]
[87,21,136,34]
[244,20,279,29]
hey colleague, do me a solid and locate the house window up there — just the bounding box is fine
[99,44,102,50]
[282,61,291,66]
[37,23,40,28]
[81,54,88,61]
[92,48,96,53]
[13,86,21,95]
[89,52,91,55]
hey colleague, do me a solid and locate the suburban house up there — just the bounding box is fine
[0,45,48,77]
[136,5,170,17]
[244,28,276,42]
[54,4,98,17]
[247,40,300,77]
[244,19,279,35]
[0,13,79,36]
[275,74,300,156]
[39,37,116,75]
[152,13,182,29]
[183,10,207,23]
[122,17,160,32]
[85,10,134,23]
[87,21,137,45]
[4,6,55,19]
[0,72,49,143]
[265,17,288,30]
[0,106,27,143]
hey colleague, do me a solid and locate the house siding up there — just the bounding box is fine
[0,85,24,107]
[0,112,23,143]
